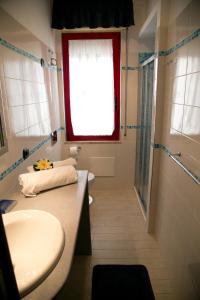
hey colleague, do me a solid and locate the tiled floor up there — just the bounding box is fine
[54,189,174,300]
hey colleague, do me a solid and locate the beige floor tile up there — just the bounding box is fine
[54,188,174,300]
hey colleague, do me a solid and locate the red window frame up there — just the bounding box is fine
[62,32,121,141]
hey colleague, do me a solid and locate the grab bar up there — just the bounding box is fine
[169,153,200,185]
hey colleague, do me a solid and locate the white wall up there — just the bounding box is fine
[0,6,62,197]
[145,0,200,299]
[0,0,55,50]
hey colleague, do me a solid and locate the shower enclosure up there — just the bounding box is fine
[135,56,154,213]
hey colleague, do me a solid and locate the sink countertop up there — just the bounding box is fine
[7,170,89,300]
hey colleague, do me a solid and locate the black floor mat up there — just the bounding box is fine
[92,265,155,300]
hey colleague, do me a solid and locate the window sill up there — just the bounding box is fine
[64,140,122,144]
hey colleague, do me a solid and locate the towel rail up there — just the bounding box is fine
[169,153,200,185]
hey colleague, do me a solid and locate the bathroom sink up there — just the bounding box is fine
[3,209,65,297]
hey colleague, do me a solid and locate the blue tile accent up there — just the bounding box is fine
[158,50,167,57]
[127,125,142,129]
[160,144,171,154]
[162,145,200,183]
[139,52,154,64]
[139,28,200,60]
[152,143,177,155]
[0,37,40,63]
[0,127,65,182]
[151,144,200,183]
[1,27,200,74]
[151,143,174,152]
[120,124,142,129]
[0,37,62,72]
[159,27,200,57]
[151,143,162,149]
[121,66,140,71]
[47,64,63,72]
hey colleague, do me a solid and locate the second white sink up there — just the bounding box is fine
[3,209,65,297]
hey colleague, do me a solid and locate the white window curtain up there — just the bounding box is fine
[69,39,114,136]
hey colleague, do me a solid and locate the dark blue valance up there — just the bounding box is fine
[51,0,134,29]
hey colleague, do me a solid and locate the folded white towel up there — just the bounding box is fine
[19,165,78,197]
[27,157,77,173]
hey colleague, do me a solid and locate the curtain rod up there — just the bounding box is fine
[61,28,126,33]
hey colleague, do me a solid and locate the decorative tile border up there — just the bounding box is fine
[1,26,200,180]
[0,37,62,72]
[151,143,180,155]
[121,66,140,71]
[139,52,154,64]
[1,26,200,73]
[151,142,162,149]
[151,143,200,184]
[0,37,40,63]
[159,27,200,57]
[120,124,142,129]
[140,27,200,64]
[151,143,172,152]
[0,124,145,180]
[127,125,142,129]
[0,127,65,182]
[160,144,172,155]
[48,65,62,72]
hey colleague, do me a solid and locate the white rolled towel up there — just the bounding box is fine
[19,165,78,197]
[27,157,77,173]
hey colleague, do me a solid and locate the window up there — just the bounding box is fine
[62,32,120,141]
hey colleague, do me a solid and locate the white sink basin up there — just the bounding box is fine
[3,209,65,297]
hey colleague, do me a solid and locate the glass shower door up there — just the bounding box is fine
[135,57,154,212]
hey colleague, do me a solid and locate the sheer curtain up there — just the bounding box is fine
[69,39,114,136]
